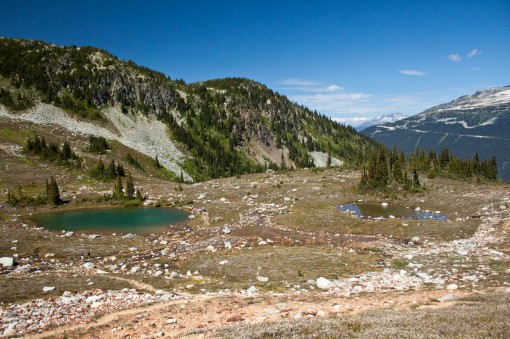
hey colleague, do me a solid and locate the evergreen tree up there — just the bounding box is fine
[108,159,117,178]
[126,174,135,199]
[135,187,142,201]
[114,175,123,197]
[47,176,61,205]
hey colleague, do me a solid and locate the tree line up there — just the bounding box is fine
[360,145,498,190]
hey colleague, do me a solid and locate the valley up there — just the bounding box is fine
[1,115,509,337]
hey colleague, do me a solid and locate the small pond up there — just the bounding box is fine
[32,207,189,234]
[337,203,448,220]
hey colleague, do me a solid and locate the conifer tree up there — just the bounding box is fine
[114,175,123,197]
[126,174,135,199]
[47,176,61,205]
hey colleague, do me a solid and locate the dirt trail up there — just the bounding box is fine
[33,289,473,338]
[29,297,192,339]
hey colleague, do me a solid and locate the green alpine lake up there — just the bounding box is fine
[32,207,189,234]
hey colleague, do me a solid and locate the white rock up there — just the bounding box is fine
[381,202,389,207]
[167,317,177,324]
[64,231,74,237]
[457,249,469,256]
[316,277,334,289]
[188,214,196,219]
[43,286,55,292]
[197,193,206,200]
[224,241,232,249]
[415,207,421,211]
[411,236,420,243]
[82,262,94,269]
[417,272,431,281]
[96,269,108,274]
[170,271,180,278]
[446,283,458,290]
[258,240,267,246]
[206,245,216,252]
[154,271,164,277]
[219,260,229,265]
[257,276,269,282]
[222,226,231,234]
[88,234,101,239]
[131,266,141,273]
[219,197,227,202]
[246,286,258,295]
[352,286,363,293]
[0,257,14,267]
[86,295,103,304]
[129,247,137,252]
[91,301,104,309]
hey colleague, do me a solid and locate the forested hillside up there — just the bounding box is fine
[0,38,376,181]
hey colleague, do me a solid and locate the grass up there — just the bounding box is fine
[171,245,384,292]
[218,292,510,338]
[0,274,133,304]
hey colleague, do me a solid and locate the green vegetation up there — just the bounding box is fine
[126,153,143,171]
[6,177,61,206]
[87,135,109,154]
[360,145,498,190]
[0,86,34,110]
[89,158,125,180]
[24,133,81,168]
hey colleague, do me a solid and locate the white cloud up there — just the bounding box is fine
[467,48,481,58]
[448,54,462,62]
[277,79,318,86]
[399,69,428,76]
[325,85,342,92]
[277,79,343,92]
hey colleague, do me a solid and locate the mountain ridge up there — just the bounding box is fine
[356,113,408,132]
[0,37,376,182]
[362,86,510,181]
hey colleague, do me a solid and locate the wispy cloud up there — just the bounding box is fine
[467,48,482,58]
[276,79,319,86]
[399,69,428,76]
[277,79,343,92]
[448,53,462,62]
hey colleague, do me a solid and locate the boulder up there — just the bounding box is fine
[246,286,258,295]
[222,226,231,234]
[446,283,458,291]
[257,276,269,282]
[0,257,14,267]
[316,277,334,289]
[43,286,55,292]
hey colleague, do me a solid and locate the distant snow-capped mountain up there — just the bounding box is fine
[362,86,510,181]
[356,113,408,131]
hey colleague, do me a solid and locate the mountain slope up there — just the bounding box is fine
[362,86,510,181]
[356,113,408,132]
[0,38,376,182]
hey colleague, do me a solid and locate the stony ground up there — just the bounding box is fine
[0,118,509,337]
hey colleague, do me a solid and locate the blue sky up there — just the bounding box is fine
[1,0,509,126]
